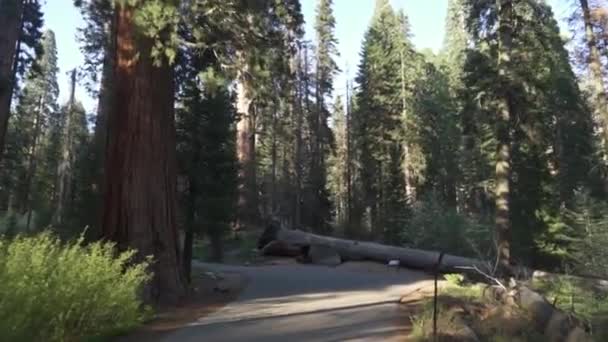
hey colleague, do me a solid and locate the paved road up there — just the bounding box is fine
[162,262,432,342]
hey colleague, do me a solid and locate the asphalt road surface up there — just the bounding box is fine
[161,261,433,342]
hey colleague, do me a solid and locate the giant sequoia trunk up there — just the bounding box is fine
[495,0,513,270]
[235,56,258,230]
[102,4,185,304]
[259,225,486,272]
[0,0,24,158]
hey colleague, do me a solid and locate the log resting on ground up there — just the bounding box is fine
[258,223,488,273]
[490,283,591,342]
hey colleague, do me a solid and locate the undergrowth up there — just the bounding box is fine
[0,232,152,341]
[532,276,608,341]
[410,281,541,342]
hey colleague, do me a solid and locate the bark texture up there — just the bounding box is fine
[258,224,486,272]
[235,54,257,230]
[580,0,608,152]
[102,3,185,304]
[495,0,513,270]
[0,0,24,158]
[91,17,115,231]
[492,283,591,342]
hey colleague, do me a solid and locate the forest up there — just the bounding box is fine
[1,0,608,340]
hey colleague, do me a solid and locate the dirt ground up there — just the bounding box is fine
[114,266,247,341]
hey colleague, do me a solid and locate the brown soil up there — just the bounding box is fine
[403,288,542,342]
[114,267,247,342]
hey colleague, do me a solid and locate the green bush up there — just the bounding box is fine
[0,232,152,341]
[568,191,608,278]
[402,192,492,258]
[533,276,608,341]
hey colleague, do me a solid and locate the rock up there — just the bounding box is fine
[309,244,341,266]
[213,281,231,293]
[544,311,572,342]
[565,327,591,342]
[261,240,301,257]
[451,313,480,342]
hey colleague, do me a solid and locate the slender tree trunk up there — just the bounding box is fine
[0,0,24,159]
[312,54,322,228]
[102,3,185,304]
[23,95,43,230]
[345,78,352,229]
[285,33,302,228]
[400,50,414,200]
[294,46,304,228]
[235,51,257,231]
[495,0,513,270]
[92,17,115,231]
[270,105,278,214]
[580,0,608,154]
[302,45,313,226]
[183,180,196,284]
[55,69,77,226]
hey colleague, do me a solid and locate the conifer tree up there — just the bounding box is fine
[463,0,598,267]
[2,30,58,229]
[309,0,339,232]
[101,0,185,304]
[0,0,43,159]
[353,0,413,241]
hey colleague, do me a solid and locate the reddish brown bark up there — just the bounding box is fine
[235,58,258,230]
[0,0,24,159]
[102,3,185,304]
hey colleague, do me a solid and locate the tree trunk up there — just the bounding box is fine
[235,52,257,231]
[209,233,223,262]
[91,16,115,232]
[495,0,513,271]
[294,47,303,228]
[23,95,43,230]
[259,225,486,272]
[311,51,322,229]
[102,3,185,304]
[489,283,590,341]
[55,69,77,226]
[400,49,414,200]
[182,226,193,283]
[580,0,608,154]
[0,0,24,159]
[270,105,278,214]
[345,78,352,229]
[182,177,197,284]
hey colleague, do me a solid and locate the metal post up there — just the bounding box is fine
[433,251,445,342]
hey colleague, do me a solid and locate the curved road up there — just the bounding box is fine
[162,262,432,342]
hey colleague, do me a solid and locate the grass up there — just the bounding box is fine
[409,281,542,342]
[531,276,608,341]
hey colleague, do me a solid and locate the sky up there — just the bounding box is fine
[42,0,573,113]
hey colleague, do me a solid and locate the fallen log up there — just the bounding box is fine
[491,283,591,342]
[258,223,488,273]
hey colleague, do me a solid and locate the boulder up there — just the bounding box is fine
[309,244,341,266]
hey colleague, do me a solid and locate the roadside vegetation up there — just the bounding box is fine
[532,276,608,340]
[0,232,151,341]
[410,277,541,342]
